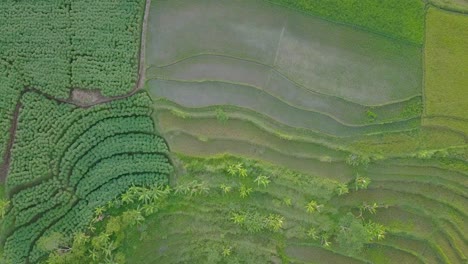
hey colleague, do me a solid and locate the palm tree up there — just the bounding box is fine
[121,192,134,205]
[94,206,105,216]
[142,203,157,216]
[128,185,143,196]
[196,182,210,196]
[359,202,379,218]
[227,165,237,176]
[132,210,145,226]
[354,174,371,190]
[222,246,232,257]
[88,249,99,261]
[239,185,252,198]
[305,200,323,213]
[138,189,152,204]
[321,235,332,247]
[174,184,190,196]
[74,232,89,245]
[365,221,386,241]
[231,212,246,224]
[283,197,292,206]
[235,162,244,171]
[267,214,284,232]
[238,167,248,178]
[307,227,319,240]
[220,184,232,194]
[104,241,115,258]
[254,175,270,188]
[87,222,96,233]
[336,183,349,196]
[150,185,170,201]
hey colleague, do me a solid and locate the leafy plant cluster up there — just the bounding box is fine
[296,174,383,254]
[0,0,145,98]
[180,156,385,256]
[231,211,284,233]
[1,92,172,264]
[267,0,425,44]
[41,184,171,264]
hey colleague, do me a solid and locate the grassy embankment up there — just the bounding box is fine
[119,155,467,263]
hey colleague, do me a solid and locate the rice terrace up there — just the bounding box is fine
[0,0,467,263]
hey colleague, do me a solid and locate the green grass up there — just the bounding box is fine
[119,155,387,263]
[266,0,426,44]
[116,154,468,263]
[424,8,468,128]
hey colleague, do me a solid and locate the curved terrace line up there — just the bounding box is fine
[150,76,421,126]
[380,233,445,263]
[148,53,423,108]
[155,102,419,142]
[350,188,468,231]
[149,80,420,137]
[158,115,346,160]
[165,131,354,182]
[163,129,344,163]
[6,114,151,197]
[334,192,467,249]
[370,180,468,216]
[60,132,165,185]
[369,173,467,198]
[154,101,424,157]
[370,243,426,264]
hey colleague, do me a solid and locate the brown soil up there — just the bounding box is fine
[0,101,21,183]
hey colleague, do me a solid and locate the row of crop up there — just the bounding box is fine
[9,179,62,212]
[6,92,76,190]
[29,173,167,263]
[50,108,152,165]
[0,0,145,98]
[57,117,157,183]
[2,91,173,262]
[0,0,70,98]
[59,132,167,184]
[74,153,172,197]
[13,191,73,229]
[6,92,153,191]
[69,0,145,96]
[49,91,152,147]
[2,200,76,264]
[67,138,167,188]
[4,154,170,262]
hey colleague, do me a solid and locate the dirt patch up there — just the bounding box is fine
[70,89,104,106]
[0,101,21,184]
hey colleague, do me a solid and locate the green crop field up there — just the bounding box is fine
[0,0,467,263]
[423,7,468,136]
